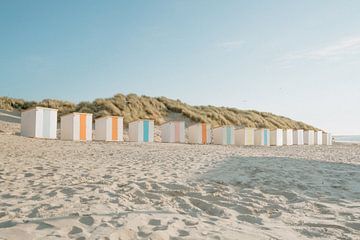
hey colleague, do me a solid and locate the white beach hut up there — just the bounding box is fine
[128,119,154,142]
[234,127,255,146]
[304,130,315,145]
[270,129,283,146]
[61,113,92,141]
[283,129,293,145]
[160,121,185,143]
[314,131,323,145]
[254,128,270,146]
[187,123,211,144]
[95,116,123,142]
[293,130,304,145]
[213,126,235,145]
[322,132,332,145]
[21,107,58,139]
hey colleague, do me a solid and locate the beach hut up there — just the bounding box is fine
[160,121,185,143]
[21,107,58,139]
[254,128,270,146]
[293,130,304,145]
[128,119,154,142]
[270,129,283,146]
[283,129,293,145]
[322,132,332,145]
[314,131,323,145]
[95,116,123,141]
[213,126,235,145]
[187,123,211,144]
[304,130,315,145]
[234,127,255,146]
[61,113,93,141]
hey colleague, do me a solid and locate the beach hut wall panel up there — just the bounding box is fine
[234,128,255,146]
[213,126,235,145]
[283,129,293,145]
[270,129,283,146]
[21,107,58,139]
[95,116,123,141]
[304,130,315,145]
[322,133,332,145]
[160,121,185,143]
[61,113,93,141]
[187,123,211,144]
[314,131,323,145]
[293,130,304,145]
[128,120,154,142]
[254,129,270,146]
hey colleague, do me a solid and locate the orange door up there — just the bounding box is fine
[80,114,87,141]
[112,117,118,141]
[201,123,207,144]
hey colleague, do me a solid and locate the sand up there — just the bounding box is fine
[0,120,359,240]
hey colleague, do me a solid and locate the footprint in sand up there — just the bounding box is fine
[138,225,152,238]
[36,222,55,230]
[79,216,94,226]
[237,214,263,225]
[182,219,198,226]
[153,225,168,231]
[0,220,17,228]
[148,219,161,226]
[60,187,77,197]
[27,207,40,218]
[68,226,83,235]
[178,230,190,237]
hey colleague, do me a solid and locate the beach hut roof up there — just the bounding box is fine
[128,119,154,124]
[213,125,234,129]
[235,126,255,130]
[188,123,210,128]
[21,106,58,113]
[95,115,123,120]
[61,112,93,117]
[160,120,185,125]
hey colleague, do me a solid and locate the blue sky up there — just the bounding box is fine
[1,1,360,134]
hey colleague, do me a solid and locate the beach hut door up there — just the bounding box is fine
[143,120,149,142]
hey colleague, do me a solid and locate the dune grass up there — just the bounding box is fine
[0,94,318,130]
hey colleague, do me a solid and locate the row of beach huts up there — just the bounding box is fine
[20,107,332,146]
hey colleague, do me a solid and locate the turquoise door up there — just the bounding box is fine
[226,127,232,144]
[143,120,149,142]
[264,129,268,145]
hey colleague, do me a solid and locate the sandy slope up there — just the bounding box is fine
[0,121,359,239]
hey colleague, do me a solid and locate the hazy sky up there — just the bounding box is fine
[1,1,360,135]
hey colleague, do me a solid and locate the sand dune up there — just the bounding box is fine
[0,120,359,239]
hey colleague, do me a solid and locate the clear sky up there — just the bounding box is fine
[1,1,360,135]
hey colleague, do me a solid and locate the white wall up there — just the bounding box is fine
[293,130,304,145]
[283,129,293,145]
[270,129,283,146]
[95,118,107,141]
[304,130,315,145]
[21,109,36,138]
[21,108,57,139]
[314,131,323,145]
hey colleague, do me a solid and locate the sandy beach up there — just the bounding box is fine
[0,121,359,240]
